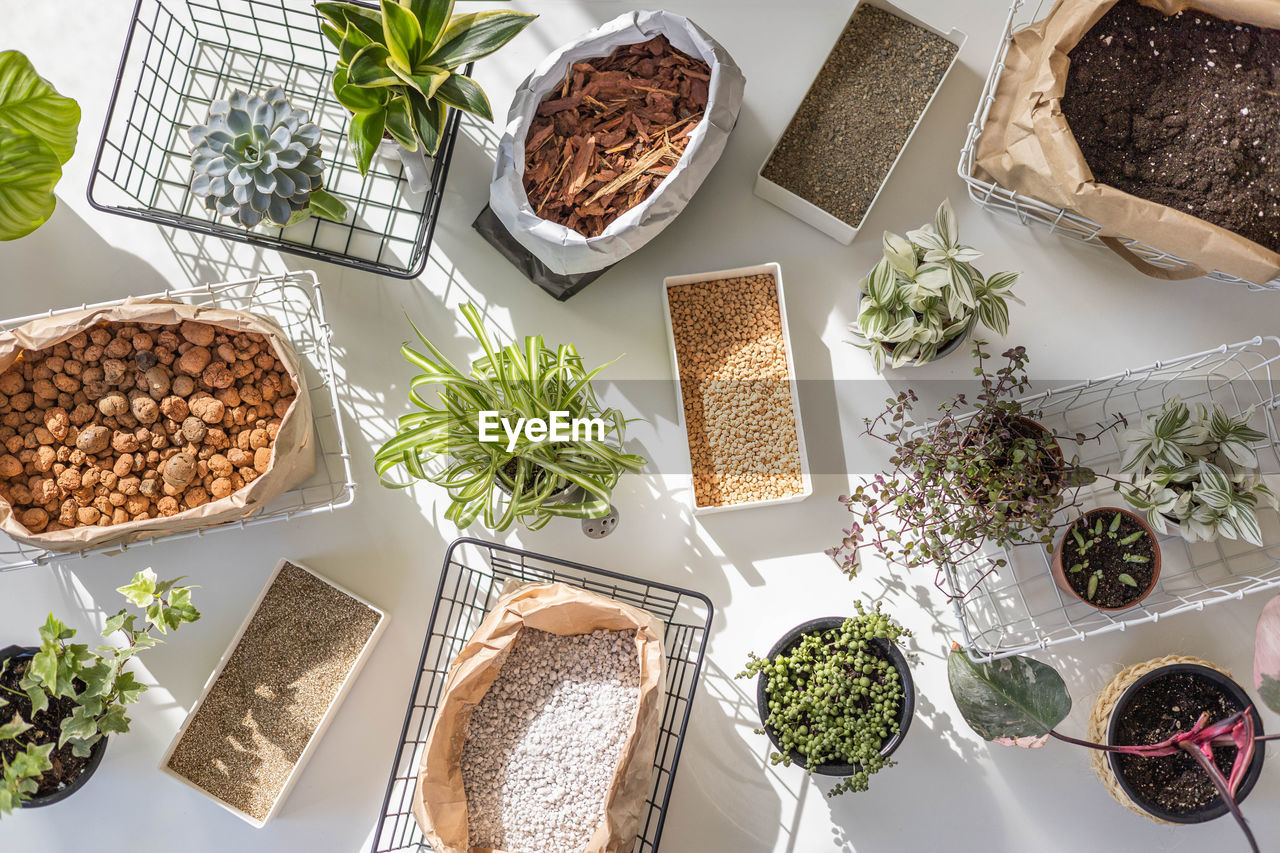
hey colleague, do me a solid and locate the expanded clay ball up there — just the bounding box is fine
[460,628,641,853]
[667,274,804,508]
[0,320,299,534]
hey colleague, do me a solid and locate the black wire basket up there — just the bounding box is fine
[88,0,464,279]
[371,538,714,853]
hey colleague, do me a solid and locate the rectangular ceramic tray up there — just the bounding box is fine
[754,0,966,243]
[158,558,387,827]
[661,262,812,515]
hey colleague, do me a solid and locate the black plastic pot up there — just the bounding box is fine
[0,645,108,808]
[754,617,915,777]
[1105,663,1266,824]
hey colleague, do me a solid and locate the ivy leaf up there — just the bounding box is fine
[24,686,47,716]
[97,704,129,736]
[113,671,146,706]
[948,644,1071,744]
[117,569,158,608]
[27,645,58,690]
[1255,593,1280,714]
[101,609,127,637]
[58,704,100,748]
[0,713,32,741]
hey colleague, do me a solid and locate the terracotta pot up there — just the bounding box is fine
[0,645,108,808]
[1051,507,1161,611]
[754,617,914,777]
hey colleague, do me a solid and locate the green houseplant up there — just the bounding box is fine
[316,0,536,176]
[0,50,81,241]
[1118,397,1277,546]
[827,343,1123,594]
[851,199,1022,372]
[0,570,199,814]
[374,303,646,531]
[738,602,913,796]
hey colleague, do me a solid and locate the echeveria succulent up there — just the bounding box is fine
[188,86,346,228]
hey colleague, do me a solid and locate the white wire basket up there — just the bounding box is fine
[957,0,1280,292]
[0,270,355,573]
[946,336,1280,662]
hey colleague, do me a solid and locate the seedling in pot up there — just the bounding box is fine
[0,570,199,814]
[949,646,1278,853]
[1062,511,1153,606]
[828,343,1126,597]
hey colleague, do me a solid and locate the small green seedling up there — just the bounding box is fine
[1067,512,1149,600]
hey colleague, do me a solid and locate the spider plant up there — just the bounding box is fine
[373,303,646,531]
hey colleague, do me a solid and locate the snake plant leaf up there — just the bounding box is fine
[348,107,387,176]
[424,10,537,68]
[410,91,446,156]
[380,0,422,69]
[388,60,450,100]
[348,43,399,87]
[948,644,1071,745]
[435,73,492,121]
[333,67,389,113]
[384,94,418,151]
[0,51,80,165]
[407,0,455,51]
[1255,593,1280,714]
[0,127,61,241]
[315,2,384,42]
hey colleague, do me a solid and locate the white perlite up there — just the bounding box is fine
[461,627,641,853]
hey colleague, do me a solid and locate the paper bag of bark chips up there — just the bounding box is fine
[0,298,314,553]
[488,10,745,288]
[413,581,666,853]
[975,0,1280,284]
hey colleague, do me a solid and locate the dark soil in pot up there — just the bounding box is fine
[761,4,957,229]
[754,617,914,776]
[0,645,107,806]
[958,414,1064,505]
[1107,665,1266,822]
[1063,0,1280,252]
[1056,508,1158,609]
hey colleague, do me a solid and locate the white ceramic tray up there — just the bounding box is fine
[754,0,967,243]
[661,262,813,515]
[158,558,387,827]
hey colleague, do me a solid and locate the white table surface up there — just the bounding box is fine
[2,1,1279,851]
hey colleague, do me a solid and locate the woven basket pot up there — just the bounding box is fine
[1087,655,1265,824]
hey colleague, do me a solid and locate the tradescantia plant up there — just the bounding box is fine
[188,87,347,228]
[374,303,645,531]
[1118,397,1276,546]
[827,343,1122,595]
[0,571,199,814]
[316,0,536,176]
[851,199,1022,372]
[948,645,1276,853]
[0,51,80,241]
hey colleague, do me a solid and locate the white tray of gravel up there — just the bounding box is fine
[414,581,665,853]
[159,558,386,827]
[662,262,812,515]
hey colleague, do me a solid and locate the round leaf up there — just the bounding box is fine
[0,51,80,164]
[948,645,1071,742]
[0,127,61,241]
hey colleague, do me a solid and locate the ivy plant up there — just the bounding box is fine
[0,570,199,814]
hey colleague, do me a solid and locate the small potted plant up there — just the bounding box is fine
[1051,507,1160,610]
[851,199,1022,372]
[374,303,646,531]
[949,646,1275,852]
[828,343,1124,593]
[0,570,199,814]
[316,0,536,189]
[1119,397,1277,546]
[187,86,347,229]
[737,602,914,796]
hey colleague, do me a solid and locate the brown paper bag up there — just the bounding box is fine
[413,581,666,853]
[975,0,1280,284]
[0,298,315,552]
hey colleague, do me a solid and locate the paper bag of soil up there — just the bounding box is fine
[974,0,1280,284]
[413,580,666,853]
[488,10,745,280]
[0,298,314,552]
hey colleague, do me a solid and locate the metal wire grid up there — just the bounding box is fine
[371,538,714,853]
[88,0,465,279]
[942,337,1280,662]
[0,271,355,573]
[956,0,1280,292]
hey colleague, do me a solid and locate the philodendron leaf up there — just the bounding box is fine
[1255,593,1280,714]
[948,644,1071,746]
[0,127,61,241]
[0,51,80,164]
